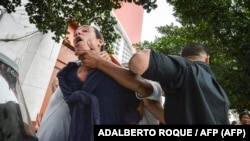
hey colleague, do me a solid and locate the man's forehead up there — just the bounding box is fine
[76,25,93,30]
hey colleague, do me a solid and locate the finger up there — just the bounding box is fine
[75,50,88,56]
[104,56,111,62]
[101,50,108,55]
[87,41,94,50]
[100,52,110,59]
[100,53,108,58]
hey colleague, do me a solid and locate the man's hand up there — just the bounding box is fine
[100,51,112,62]
[77,50,110,68]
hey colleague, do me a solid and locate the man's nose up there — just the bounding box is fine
[74,30,82,36]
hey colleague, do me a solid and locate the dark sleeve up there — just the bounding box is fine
[142,49,184,82]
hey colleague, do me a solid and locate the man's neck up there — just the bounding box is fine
[77,66,90,81]
[185,55,206,63]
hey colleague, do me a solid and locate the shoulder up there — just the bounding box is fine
[131,49,151,62]
[128,49,151,75]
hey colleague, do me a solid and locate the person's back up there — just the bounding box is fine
[158,55,229,124]
[134,43,230,124]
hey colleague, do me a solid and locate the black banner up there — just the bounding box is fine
[94,125,250,140]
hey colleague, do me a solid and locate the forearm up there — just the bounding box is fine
[143,99,165,124]
[97,59,153,97]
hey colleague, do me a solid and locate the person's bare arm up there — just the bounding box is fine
[79,50,153,97]
[143,99,165,124]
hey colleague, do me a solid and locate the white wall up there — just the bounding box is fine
[0,4,62,120]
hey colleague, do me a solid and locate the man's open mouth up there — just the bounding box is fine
[75,36,83,44]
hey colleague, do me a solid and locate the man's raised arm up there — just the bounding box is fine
[79,50,152,98]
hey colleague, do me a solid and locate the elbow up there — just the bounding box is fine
[129,59,143,75]
[128,50,149,75]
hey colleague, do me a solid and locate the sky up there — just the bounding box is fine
[141,1,179,42]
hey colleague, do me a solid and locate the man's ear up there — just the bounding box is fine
[98,39,105,50]
[205,55,210,64]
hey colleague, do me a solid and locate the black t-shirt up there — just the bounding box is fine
[142,50,230,124]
